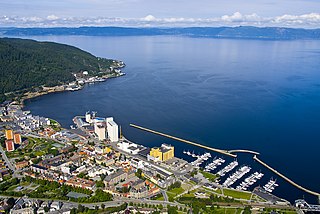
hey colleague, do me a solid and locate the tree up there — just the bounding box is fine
[0,38,117,99]
[167,205,178,214]
[78,204,85,213]
[167,181,181,191]
[48,148,59,156]
[101,204,105,210]
[158,204,163,210]
[96,180,105,188]
[44,206,49,212]
[77,172,86,178]
[6,198,15,209]
[135,168,143,179]
[243,206,252,214]
[70,208,77,214]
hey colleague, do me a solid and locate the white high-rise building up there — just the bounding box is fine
[106,117,119,142]
[94,122,106,141]
[85,111,92,123]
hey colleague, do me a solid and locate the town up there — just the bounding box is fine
[0,103,301,214]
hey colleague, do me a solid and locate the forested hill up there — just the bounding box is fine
[0,38,116,102]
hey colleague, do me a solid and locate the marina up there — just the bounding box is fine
[183,151,211,167]
[263,178,279,193]
[236,171,264,191]
[222,165,251,187]
[204,157,225,172]
[216,160,238,176]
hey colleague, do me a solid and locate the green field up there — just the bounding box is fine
[200,170,218,182]
[222,189,252,200]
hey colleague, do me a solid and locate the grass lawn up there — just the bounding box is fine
[34,151,46,156]
[203,186,222,195]
[200,170,218,182]
[214,208,242,214]
[6,184,20,191]
[261,209,297,214]
[151,194,164,201]
[156,196,164,201]
[168,187,185,195]
[167,187,185,201]
[7,136,56,159]
[222,189,252,200]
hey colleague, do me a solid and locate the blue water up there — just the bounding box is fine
[22,35,320,203]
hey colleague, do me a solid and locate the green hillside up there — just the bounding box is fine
[0,38,118,102]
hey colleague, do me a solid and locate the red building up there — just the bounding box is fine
[5,140,14,152]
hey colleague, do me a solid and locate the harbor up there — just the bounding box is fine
[130,123,320,203]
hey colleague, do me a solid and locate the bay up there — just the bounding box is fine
[23,35,320,203]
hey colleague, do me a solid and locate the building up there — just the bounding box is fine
[15,161,29,169]
[94,123,106,141]
[106,117,119,142]
[129,186,149,199]
[149,144,174,162]
[30,164,48,174]
[131,179,145,190]
[104,169,127,186]
[10,207,34,214]
[65,176,95,190]
[5,130,13,140]
[85,111,92,123]
[13,133,22,144]
[117,141,145,155]
[5,140,14,152]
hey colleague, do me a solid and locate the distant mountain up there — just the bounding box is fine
[1,26,320,40]
[0,38,118,102]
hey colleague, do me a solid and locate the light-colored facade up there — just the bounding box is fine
[94,123,106,140]
[85,111,92,123]
[106,117,119,142]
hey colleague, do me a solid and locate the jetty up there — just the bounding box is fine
[253,155,320,197]
[130,123,237,158]
[229,149,260,155]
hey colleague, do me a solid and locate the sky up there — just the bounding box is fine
[0,0,320,28]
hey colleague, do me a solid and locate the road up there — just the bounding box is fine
[161,190,168,201]
[0,195,183,209]
[0,145,16,172]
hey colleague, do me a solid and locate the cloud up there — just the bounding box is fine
[272,13,320,26]
[142,15,156,22]
[47,15,59,21]
[0,12,319,28]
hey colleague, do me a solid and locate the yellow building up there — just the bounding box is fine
[5,130,13,140]
[149,144,174,162]
[104,146,112,154]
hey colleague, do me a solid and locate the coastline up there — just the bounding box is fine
[17,65,126,109]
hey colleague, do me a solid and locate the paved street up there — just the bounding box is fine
[0,145,15,172]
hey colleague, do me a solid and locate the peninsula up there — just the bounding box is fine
[0,38,125,104]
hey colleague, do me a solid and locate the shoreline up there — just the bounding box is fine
[18,68,125,109]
